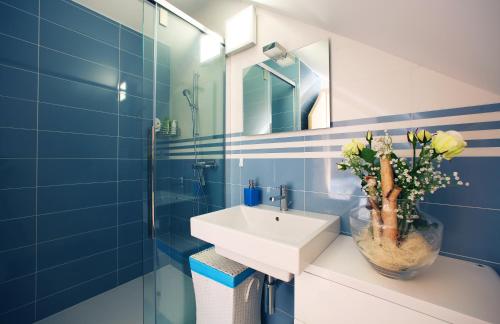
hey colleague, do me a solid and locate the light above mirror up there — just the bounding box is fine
[225,6,257,55]
[242,39,331,136]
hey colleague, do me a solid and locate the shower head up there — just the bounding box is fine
[182,89,194,108]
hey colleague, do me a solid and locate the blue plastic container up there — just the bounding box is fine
[244,187,261,206]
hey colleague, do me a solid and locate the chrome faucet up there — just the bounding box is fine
[269,185,288,211]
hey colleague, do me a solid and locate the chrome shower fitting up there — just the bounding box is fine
[182,89,195,109]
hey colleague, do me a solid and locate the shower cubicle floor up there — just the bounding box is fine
[35,257,196,324]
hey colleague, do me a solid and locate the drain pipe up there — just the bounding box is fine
[264,275,276,315]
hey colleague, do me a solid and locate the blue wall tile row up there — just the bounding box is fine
[223,102,500,322]
[0,246,36,283]
[38,103,118,136]
[0,188,36,221]
[0,34,38,72]
[0,301,35,324]
[40,19,119,69]
[37,228,117,271]
[37,249,117,298]
[0,65,38,100]
[38,132,117,158]
[39,47,119,90]
[37,182,117,215]
[0,217,35,252]
[0,274,36,315]
[0,0,159,320]
[40,0,119,47]
[0,158,36,189]
[0,96,37,129]
[36,272,117,320]
[0,2,38,43]
[38,159,117,186]
[1,0,38,15]
[39,74,118,114]
[37,205,116,243]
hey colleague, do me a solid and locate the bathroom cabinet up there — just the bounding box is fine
[295,235,500,324]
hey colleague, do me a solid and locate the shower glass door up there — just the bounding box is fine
[143,1,226,323]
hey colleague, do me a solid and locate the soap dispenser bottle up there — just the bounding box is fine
[244,180,262,206]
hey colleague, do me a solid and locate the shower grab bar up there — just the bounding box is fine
[148,125,156,238]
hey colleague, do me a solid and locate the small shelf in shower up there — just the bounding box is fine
[157,129,179,137]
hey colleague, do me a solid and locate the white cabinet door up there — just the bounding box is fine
[295,272,445,324]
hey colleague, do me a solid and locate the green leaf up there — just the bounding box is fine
[359,148,377,163]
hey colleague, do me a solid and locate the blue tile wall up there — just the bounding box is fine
[223,103,500,323]
[299,61,321,130]
[0,0,157,320]
[271,76,295,133]
[243,65,271,135]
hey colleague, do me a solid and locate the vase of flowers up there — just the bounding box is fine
[338,129,468,279]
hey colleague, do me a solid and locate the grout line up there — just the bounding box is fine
[0,61,35,74]
[0,215,35,223]
[0,300,35,317]
[37,225,116,246]
[117,199,145,205]
[0,185,37,191]
[0,242,36,255]
[37,128,148,140]
[116,26,121,287]
[0,0,38,17]
[36,267,117,303]
[34,0,41,317]
[37,202,118,216]
[38,100,151,121]
[0,125,36,133]
[121,68,155,82]
[0,271,36,287]
[38,246,117,274]
[35,199,142,217]
[0,93,37,103]
[117,238,144,249]
[37,180,118,189]
[38,15,118,47]
[39,44,119,71]
[419,202,500,212]
[226,183,500,212]
[38,100,117,116]
[58,0,119,27]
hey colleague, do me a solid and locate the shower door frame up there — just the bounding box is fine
[146,0,225,243]
[144,1,226,323]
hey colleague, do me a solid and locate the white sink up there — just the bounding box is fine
[190,205,340,282]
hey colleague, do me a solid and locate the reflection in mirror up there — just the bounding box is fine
[243,39,330,135]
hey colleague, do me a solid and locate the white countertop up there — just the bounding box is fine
[305,235,500,323]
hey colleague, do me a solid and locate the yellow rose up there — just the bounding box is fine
[342,139,365,156]
[365,130,373,142]
[431,130,467,160]
[407,130,416,144]
[416,129,432,143]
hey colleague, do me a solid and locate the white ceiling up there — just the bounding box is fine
[169,0,500,96]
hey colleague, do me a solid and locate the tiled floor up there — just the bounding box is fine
[35,275,144,324]
[35,263,195,324]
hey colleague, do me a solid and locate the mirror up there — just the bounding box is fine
[243,39,330,135]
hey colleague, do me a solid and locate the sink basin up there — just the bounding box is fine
[190,205,340,281]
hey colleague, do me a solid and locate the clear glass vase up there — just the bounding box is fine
[350,199,443,280]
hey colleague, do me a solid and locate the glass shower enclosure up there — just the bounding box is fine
[0,0,223,322]
[143,1,225,323]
